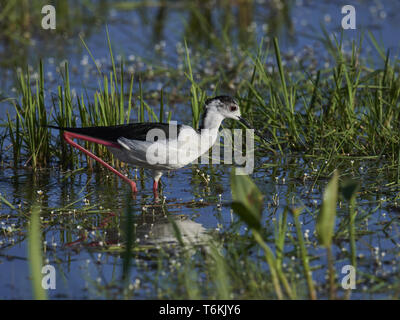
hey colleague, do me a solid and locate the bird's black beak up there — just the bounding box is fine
[239,117,271,144]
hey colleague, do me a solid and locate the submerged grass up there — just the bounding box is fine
[1,156,398,299]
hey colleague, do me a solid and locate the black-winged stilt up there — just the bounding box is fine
[48,96,266,196]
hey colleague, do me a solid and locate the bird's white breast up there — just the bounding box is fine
[109,125,219,170]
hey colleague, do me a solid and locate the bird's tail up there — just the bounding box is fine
[44,124,124,144]
[45,124,124,148]
[44,125,101,135]
[44,125,64,130]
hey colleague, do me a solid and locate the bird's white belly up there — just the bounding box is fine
[108,128,218,170]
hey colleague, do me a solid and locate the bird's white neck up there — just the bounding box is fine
[196,107,225,154]
[199,107,225,131]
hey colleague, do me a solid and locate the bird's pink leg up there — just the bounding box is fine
[63,131,137,193]
[153,180,158,198]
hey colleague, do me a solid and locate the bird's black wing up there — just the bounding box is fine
[46,123,183,143]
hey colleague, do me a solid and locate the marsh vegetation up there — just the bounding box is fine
[0,0,399,299]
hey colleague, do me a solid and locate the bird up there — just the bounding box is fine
[47,95,267,196]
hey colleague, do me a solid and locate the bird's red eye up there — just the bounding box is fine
[230,105,237,112]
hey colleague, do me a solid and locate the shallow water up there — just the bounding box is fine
[1,154,399,299]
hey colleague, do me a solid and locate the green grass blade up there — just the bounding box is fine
[28,203,47,300]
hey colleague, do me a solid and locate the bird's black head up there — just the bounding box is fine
[205,95,238,107]
[203,95,241,120]
[201,95,271,144]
